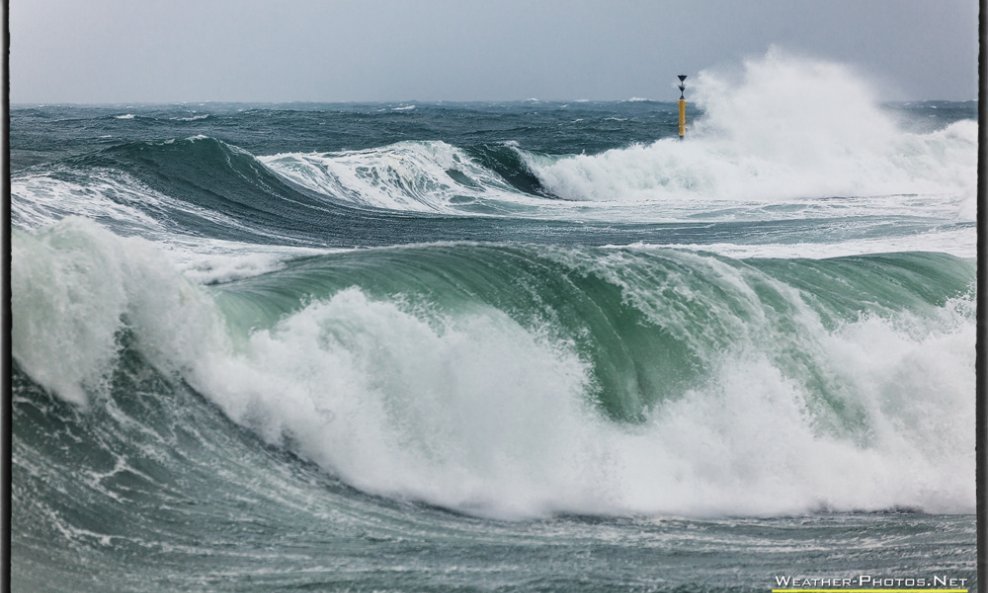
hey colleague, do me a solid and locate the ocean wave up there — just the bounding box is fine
[12,218,976,518]
[11,130,974,264]
[259,140,548,215]
[520,50,977,218]
[171,113,210,121]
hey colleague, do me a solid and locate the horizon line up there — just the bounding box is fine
[9,97,977,107]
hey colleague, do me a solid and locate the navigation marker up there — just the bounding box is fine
[677,74,687,139]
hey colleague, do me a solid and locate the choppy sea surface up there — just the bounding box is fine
[10,53,979,592]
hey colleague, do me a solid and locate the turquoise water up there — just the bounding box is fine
[9,60,979,592]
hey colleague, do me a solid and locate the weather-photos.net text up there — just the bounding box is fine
[773,575,970,589]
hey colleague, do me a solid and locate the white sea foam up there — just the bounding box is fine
[523,49,977,218]
[260,141,546,214]
[606,227,977,260]
[13,218,975,519]
[11,171,333,283]
[12,170,167,233]
[11,168,235,239]
[254,50,976,236]
[113,114,135,120]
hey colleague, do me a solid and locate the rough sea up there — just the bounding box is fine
[9,54,979,592]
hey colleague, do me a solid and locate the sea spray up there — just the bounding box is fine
[11,219,223,405]
[522,50,977,209]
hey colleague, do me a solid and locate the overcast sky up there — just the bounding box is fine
[10,0,980,103]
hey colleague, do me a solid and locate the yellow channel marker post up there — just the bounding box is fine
[677,74,687,139]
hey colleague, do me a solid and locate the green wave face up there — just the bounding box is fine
[214,244,975,425]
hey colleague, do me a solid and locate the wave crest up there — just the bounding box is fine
[260,141,546,215]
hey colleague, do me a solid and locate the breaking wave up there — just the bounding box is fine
[12,218,975,519]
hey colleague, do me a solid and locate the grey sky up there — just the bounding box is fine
[10,0,980,103]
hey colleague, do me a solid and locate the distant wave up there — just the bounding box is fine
[12,131,975,262]
[260,141,548,215]
[171,113,210,121]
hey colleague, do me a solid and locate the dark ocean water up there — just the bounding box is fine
[9,64,979,592]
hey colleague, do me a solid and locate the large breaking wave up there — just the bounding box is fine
[12,218,975,519]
